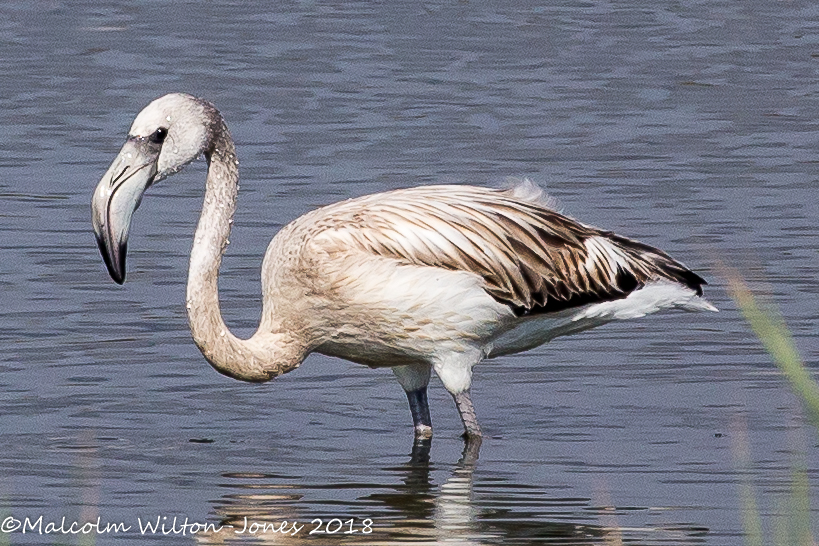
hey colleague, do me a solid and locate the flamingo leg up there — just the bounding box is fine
[453,390,482,438]
[393,364,433,438]
[405,388,433,439]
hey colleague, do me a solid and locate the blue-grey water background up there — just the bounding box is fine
[1,0,818,544]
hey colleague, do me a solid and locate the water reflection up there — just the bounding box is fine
[196,439,707,545]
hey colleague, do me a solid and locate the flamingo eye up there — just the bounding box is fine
[149,127,168,144]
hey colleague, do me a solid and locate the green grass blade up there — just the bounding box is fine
[726,275,819,428]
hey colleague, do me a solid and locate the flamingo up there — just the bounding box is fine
[92,93,716,439]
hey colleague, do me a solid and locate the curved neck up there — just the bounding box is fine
[186,122,304,382]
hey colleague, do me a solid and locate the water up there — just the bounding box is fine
[1,0,818,544]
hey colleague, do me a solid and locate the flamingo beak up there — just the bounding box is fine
[91,137,160,284]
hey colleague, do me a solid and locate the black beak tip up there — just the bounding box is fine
[95,234,127,284]
[111,268,126,285]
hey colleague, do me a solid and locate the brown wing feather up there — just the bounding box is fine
[311,185,706,316]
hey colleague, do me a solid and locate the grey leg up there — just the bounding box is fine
[460,434,482,463]
[393,364,433,438]
[453,389,482,438]
[406,388,433,439]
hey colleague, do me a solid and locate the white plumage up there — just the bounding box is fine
[92,93,716,440]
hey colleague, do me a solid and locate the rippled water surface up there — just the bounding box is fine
[1,1,818,544]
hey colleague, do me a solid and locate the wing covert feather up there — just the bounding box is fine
[309,186,705,316]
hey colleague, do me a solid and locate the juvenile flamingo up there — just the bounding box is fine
[92,93,716,439]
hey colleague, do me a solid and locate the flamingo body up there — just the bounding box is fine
[92,93,715,439]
